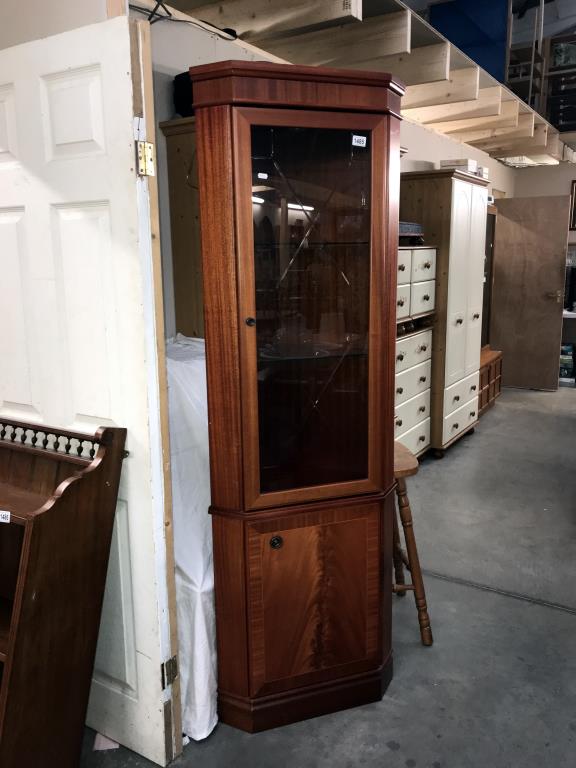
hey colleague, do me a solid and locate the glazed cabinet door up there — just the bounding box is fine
[245,501,382,697]
[234,108,395,509]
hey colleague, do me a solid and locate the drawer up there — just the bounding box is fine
[395,330,432,374]
[396,284,411,320]
[443,371,480,417]
[410,280,435,317]
[397,249,412,285]
[442,396,479,445]
[395,359,431,405]
[397,417,430,456]
[411,248,436,283]
[394,390,430,437]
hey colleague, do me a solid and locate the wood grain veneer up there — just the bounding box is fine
[187,61,403,732]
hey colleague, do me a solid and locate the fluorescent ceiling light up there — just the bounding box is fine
[287,203,314,211]
[252,196,265,204]
[257,172,268,179]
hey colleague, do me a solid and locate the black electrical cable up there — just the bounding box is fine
[128,3,237,39]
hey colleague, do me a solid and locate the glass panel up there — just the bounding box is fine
[251,125,372,493]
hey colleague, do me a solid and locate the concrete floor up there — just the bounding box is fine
[81,387,576,768]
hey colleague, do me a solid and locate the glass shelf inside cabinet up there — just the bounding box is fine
[251,124,372,494]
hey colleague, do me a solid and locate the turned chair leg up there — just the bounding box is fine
[395,477,433,647]
[392,511,406,597]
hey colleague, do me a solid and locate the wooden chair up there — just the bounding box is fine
[393,441,433,646]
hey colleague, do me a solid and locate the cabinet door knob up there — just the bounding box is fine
[419,406,426,413]
[396,387,404,394]
[397,298,405,306]
[423,261,431,269]
[473,313,480,320]
[245,317,257,327]
[454,395,460,402]
[471,385,477,391]
[396,419,403,427]
[419,376,427,383]
[423,294,430,301]
[270,535,284,550]
[456,318,464,326]
[399,264,406,271]
[397,353,405,361]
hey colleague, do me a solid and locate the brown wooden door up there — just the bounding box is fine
[491,196,570,390]
[245,500,382,697]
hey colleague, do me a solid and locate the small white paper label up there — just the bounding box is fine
[352,134,367,147]
[0,511,10,523]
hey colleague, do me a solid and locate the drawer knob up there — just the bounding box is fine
[473,313,480,320]
[418,406,426,413]
[419,376,427,383]
[453,422,459,429]
[456,318,464,326]
[418,435,426,442]
[453,395,460,402]
[471,385,477,391]
[399,264,406,271]
[245,317,257,327]
[270,535,284,550]
[396,419,403,427]
[418,344,428,352]
[470,411,476,418]
[397,353,405,362]
[397,298,405,307]
[423,294,430,301]
[396,387,404,394]
[423,261,431,269]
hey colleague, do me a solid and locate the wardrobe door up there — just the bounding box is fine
[445,180,472,386]
[465,184,488,375]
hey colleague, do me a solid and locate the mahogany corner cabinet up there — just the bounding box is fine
[189,61,404,732]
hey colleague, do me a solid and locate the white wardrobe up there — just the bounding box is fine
[400,169,489,454]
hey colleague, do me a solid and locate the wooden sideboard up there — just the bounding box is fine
[479,346,503,416]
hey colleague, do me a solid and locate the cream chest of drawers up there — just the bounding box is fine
[396,246,436,321]
[394,328,433,456]
[400,169,488,454]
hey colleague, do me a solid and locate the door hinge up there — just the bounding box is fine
[161,655,178,690]
[137,140,155,177]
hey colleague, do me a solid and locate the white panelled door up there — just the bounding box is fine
[465,183,488,375]
[0,17,178,766]
[444,179,471,386]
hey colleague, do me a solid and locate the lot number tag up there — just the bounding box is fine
[0,511,11,523]
[352,134,367,147]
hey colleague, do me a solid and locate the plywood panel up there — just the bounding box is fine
[491,196,570,390]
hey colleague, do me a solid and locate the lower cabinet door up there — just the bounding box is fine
[245,501,383,697]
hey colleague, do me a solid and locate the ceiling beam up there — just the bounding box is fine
[187,0,362,41]
[456,114,535,145]
[402,66,479,109]
[487,124,550,157]
[428,99,519,134]
[260,11,410,66]
[347,42,451,85]
[403,85,501,123]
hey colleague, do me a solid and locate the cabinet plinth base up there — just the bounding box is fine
[218,657,393,733]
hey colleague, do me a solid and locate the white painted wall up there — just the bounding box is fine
[149,19,277,338]
[0,0,111,50]
[401,118,517,196]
